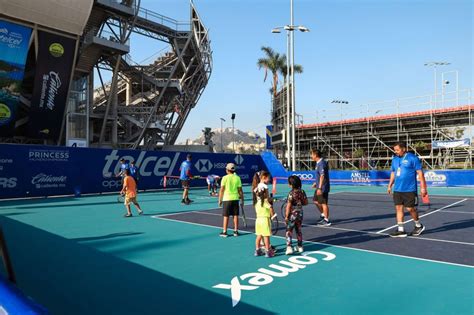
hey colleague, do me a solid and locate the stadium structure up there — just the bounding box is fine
[271,87,473,170]
[0,0,212,150]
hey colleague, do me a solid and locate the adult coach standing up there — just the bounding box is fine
[179,154,193,205]
[387,142,428,237]
[311,149,331,226]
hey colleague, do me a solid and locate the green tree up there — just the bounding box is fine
[257,46,286,96]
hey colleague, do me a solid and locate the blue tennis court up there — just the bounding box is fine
[1,184,473,314]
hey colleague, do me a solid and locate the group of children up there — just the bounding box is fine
[250,171,308,257]
[117,154,312,257]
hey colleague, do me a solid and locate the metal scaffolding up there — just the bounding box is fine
[273,88,473,170]
[68,0,212,149]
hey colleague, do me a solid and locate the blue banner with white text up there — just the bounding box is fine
[0,144,267,199]
[279,170,474,188]
[0,20,32,136]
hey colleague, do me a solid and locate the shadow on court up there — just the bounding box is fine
[0,216,274,315]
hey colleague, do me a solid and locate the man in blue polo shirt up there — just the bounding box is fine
[387,142,428,237]
[179,154,193,205]
[311,148,331,226]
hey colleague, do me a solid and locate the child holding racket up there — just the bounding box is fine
[285,175,308,254]
[120,169,143,217]
[253,171,275,258]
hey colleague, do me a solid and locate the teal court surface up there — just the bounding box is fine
[0,185,473,314]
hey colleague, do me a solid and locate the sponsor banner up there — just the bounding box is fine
[28,31,76,140]
[0,20,32,136]
[265,125,273,149]
[279,170,474,188]
[0,144,267,199]
[432,138,470,149]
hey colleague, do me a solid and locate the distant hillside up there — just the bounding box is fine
[179,128,265,153]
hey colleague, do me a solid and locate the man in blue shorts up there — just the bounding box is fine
[179,154,193,205]
[387,142,428,237]
[129,160,139,186]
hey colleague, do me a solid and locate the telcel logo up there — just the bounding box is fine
[213,250,335,307]
[102,151,180,178]
[0,177,17,188]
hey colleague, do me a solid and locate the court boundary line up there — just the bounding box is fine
[159,210,474,247]
[152,215,474,269]
[335,191,473,200]
[377,199,468,234]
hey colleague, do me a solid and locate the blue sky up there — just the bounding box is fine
[131,0,473,142]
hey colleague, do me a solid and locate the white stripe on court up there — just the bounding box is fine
[153,215,474,269]
[376,199,468,234]
[187,211,474,247]
[338,192,473,200]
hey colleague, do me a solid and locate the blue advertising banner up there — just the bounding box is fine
[432,138,470,149]
[266,125,273,150]
[280,169,474,188]
[0,20,32,136]
[0,144,267,199]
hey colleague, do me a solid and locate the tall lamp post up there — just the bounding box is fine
[332,100,349,169]
[231,113,236,153]
[220,118,226,152]
[272,0,310,171]
[424,61,450,167]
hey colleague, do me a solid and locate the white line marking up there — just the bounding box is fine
[153,215,474,269]
[179,211,474,247]
[377,199,468,234]
[338,192,473,200]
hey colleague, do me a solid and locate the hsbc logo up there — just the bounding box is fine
[213,250,336,307]
[195,159,213,172]
[234,155,244,165]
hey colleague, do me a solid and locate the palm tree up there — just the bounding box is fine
[257,46,286,96]
[279,62,303,83]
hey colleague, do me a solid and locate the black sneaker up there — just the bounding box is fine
[390,230,408,238]
[318,219,332,227]
[316,216,326,224]
[233,231,239,237]
[181,199,186,204]
[410,224,425,236]
[186,198,193,203]
[219,232,228,238]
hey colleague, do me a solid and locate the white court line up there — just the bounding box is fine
[338,192,473,200]
[153,215,474,269]
[154,210,474,247]
[377,199,468,234]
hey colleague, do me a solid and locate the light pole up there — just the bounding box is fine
[441,70,459,107]
[424,61,450,109]
[425,61,450,167]
[220,118,226,152]
[272,1,310,171]
[332,100,349,169]
[231,113,236,153]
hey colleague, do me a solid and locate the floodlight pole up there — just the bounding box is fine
[220,118,226,152]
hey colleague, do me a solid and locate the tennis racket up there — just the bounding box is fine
[271,214,279,235]
[280,198,288,219]
[117,194,125,203]
[240,203,247,228]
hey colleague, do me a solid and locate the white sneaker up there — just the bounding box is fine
[285,246,294,255]
[297,246,304,253]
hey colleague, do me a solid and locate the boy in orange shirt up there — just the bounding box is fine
[120,169,144,217]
